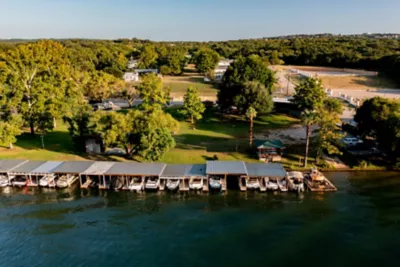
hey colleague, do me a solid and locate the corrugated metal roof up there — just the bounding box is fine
[10,161,47,174]
[53,161,95,174]
[160,164,206,177]
[185,164,206,177]
[82,162,115,175]
[245,163,286,177]
[0,160,28,172]
[104,162,166,176]
[206,161,247,175]
[31,161,64,174]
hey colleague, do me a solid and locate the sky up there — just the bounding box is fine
[0,0,399,41]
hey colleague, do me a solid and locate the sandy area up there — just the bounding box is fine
[254,124,319,145]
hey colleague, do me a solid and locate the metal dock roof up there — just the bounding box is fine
[206,161,248,175]
[81,162,115,175]
[0,160,28,172]
[52,161,95,174]
[104,162,166,176]
[10,161,47,174]
[160,164,206,177]
[245,163,286,177]
[31,161,64,174]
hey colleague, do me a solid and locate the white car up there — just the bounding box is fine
[343,137,363,146]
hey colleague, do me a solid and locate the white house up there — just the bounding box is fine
[123,72,139,82]
[217,59,234,67]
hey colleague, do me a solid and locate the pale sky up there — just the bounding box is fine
[0,0,399,41]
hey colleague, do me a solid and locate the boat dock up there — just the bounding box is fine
[0,160,337,193]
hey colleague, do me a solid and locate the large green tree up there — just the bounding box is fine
[137,73,170,111]
[181,86,205,126]
[139,127,176,162]
[218,55,276,110]
[138,44,158,69]
[234,81,273,114]
[0,40,78,135]
[292,77,326,111]
[193,48,220,74]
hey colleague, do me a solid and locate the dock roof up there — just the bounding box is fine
[161,164,206,177]
[52,161,95,174]
[0,160,28,172]
[206,161,247,175]
[81,162,115,175]
[104,162,166,176]
[10,161,47,174]
[245,163,286,177]
[31,161,64,174]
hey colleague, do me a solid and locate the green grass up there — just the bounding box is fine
[0,109,300,164]
[165,82,217,97]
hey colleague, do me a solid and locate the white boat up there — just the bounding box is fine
[287,171,305,193]
[304,168,337,192]
[145,177,160,190]
[111,178,124,191]
[166,179,180,191]
[56,175,78,188]
[278,178,288,192]
[267,178,279,191]
[189,178,203,190]
[209,177,222,190]
[0,175,9,187]
[12,177,28,187]
[39,176,53,187]
[247,178,260,190]
[129,178,144,191]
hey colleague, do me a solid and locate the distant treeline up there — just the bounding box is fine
[1,35,400,85]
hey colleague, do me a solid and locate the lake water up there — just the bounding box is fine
[1,172,400,267]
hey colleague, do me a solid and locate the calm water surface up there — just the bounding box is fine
[1,172,400,267]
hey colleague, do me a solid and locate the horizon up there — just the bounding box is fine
[1,0,399,41]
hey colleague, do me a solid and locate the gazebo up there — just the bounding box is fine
[255,140,285,162]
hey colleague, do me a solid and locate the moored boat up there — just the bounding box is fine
[209,177,222,191]
[145,177,160,190]
[247,178,260,190]
[12,176,28,187]
[166,179,180,191]
[287,171,305,193]
[39,176,53,187]
[111,178,123,191]
[278,178,288,192]
[56,175,78,188]
[189,178,203,190]
[266,178,279,191]
[304,168,337,192]
[0,175,9,187]
[129,177,144,191]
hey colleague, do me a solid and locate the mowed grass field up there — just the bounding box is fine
[162,73,218,98]
[0,108,299,164]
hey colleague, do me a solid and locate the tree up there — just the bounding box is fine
[218,55,276,110]
[0,40,75,135]
[85,71,123,102]
[234,81,273,114]
[0,114,22,149]
[193,48,220,74]
[139,128,175,162]
[181,86,205,126]
[158,46,187,75]
[292,77,326,111]
[246,106,257,146]
[63,104,94,152]
[137,73,170,111]
[301,110,318,168]
[315,99,344,163]
[37,112,54,149]
[269,50,284,65]
[138,44,158,69]
[119,82,137,108]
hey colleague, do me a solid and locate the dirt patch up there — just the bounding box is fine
[254,124,319,145]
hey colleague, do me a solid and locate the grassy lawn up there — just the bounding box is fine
[162,75,218,98]
[0,108,300,164]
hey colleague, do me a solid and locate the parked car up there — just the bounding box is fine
[343,137,363,146]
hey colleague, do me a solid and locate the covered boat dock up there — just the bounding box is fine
[9,161,47,187]
[244,163,286,191]
[0,160,28,186]
[206,161,248,191]
[80,162,115,189]
[160,164,207,191]
[52,161,95,188]
[29,161,64,187]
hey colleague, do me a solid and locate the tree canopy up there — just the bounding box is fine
[193,48,220,74]
[234,81,273,114]
[181,86,205,125]
[292,77,326,111]
[137,73,170,111]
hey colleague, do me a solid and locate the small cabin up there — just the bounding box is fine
[255,140,285,162]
